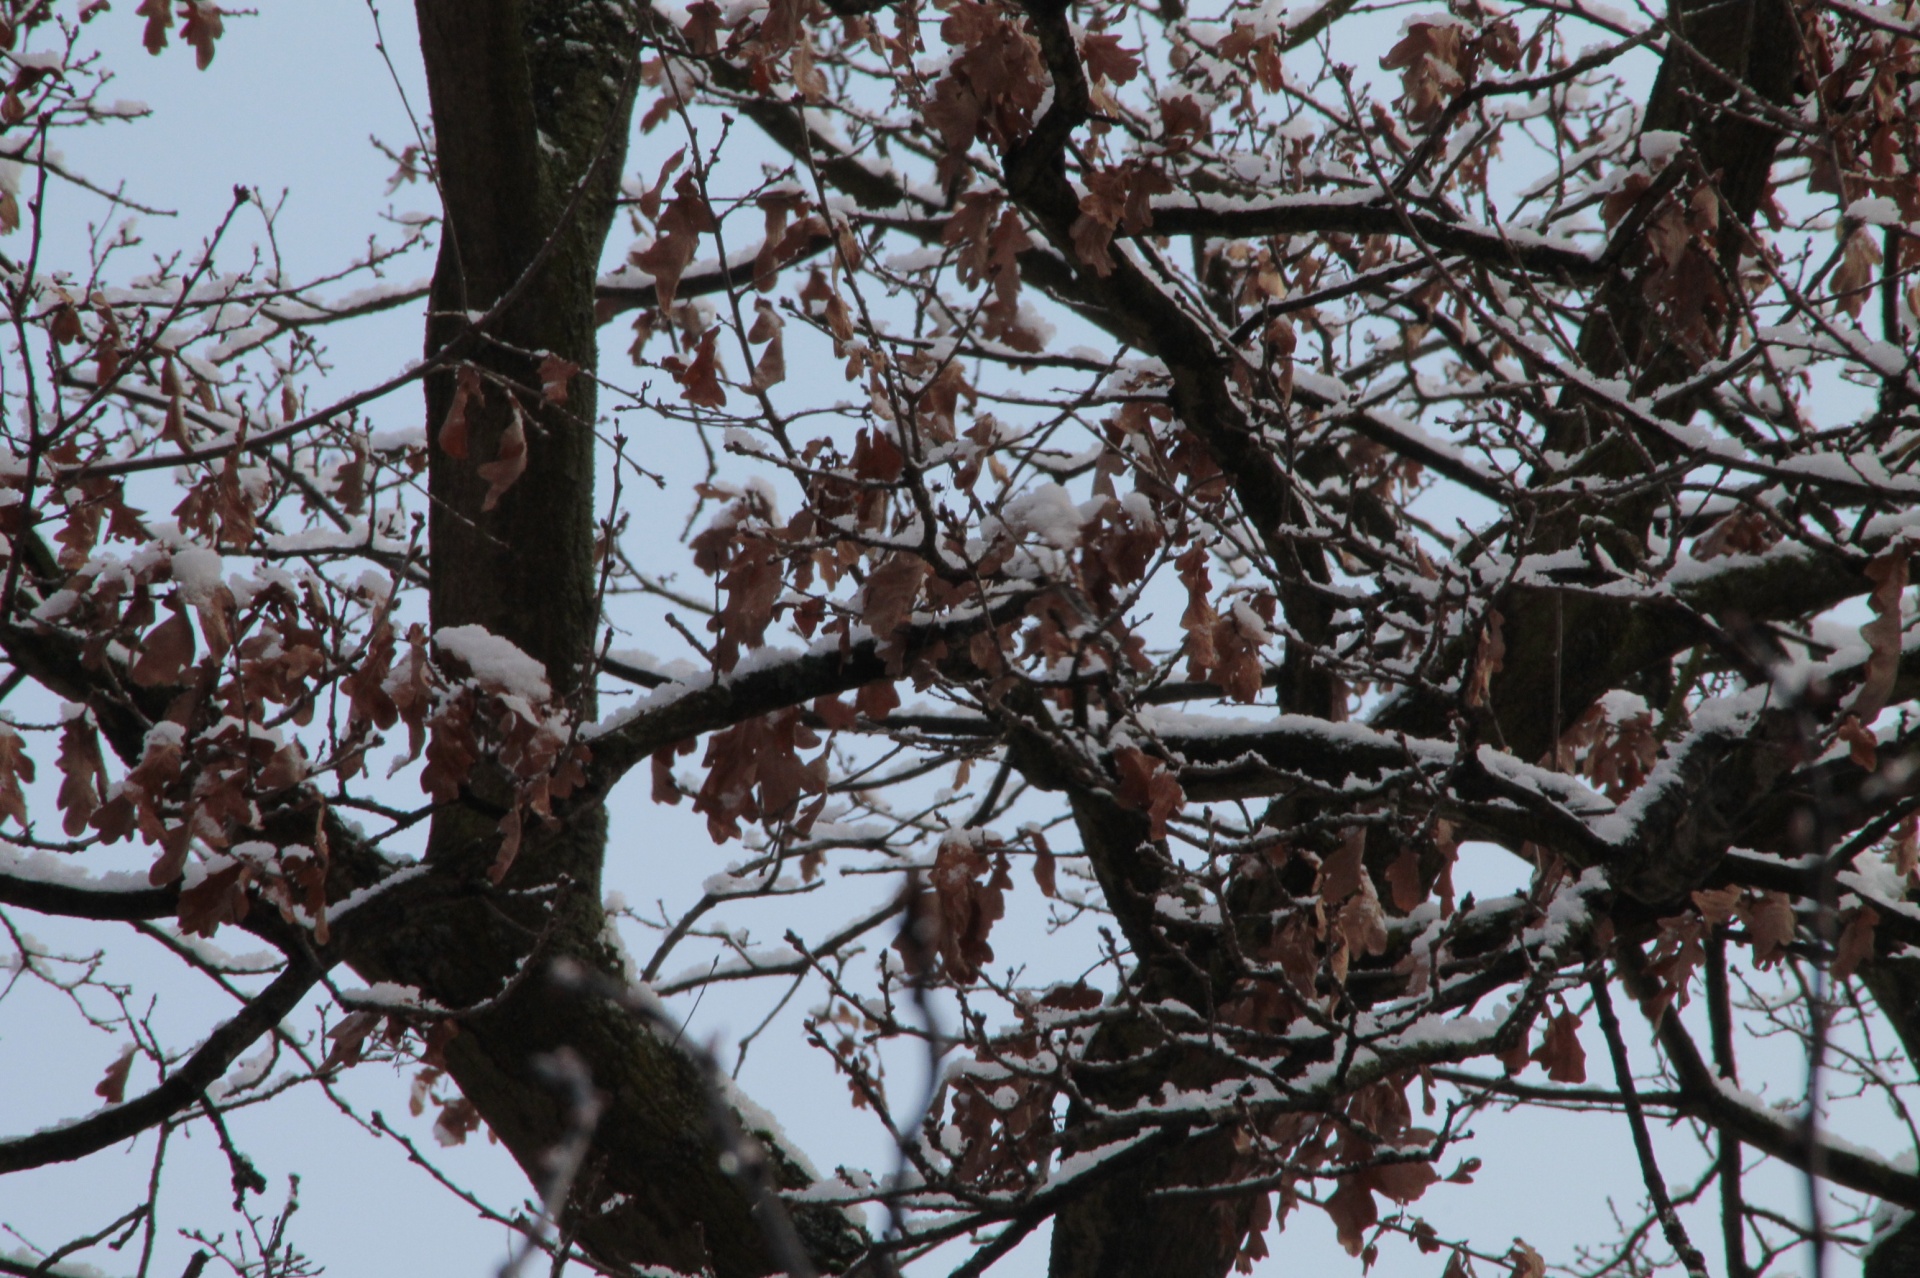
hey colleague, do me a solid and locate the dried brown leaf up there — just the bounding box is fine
[94,1044,136,1104]
[1833,905,1879,980]
[476,402,529,511]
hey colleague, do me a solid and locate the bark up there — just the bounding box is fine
[1038,3,1811,1276]
[343,7,869,1274]
[1469,0,1803,765]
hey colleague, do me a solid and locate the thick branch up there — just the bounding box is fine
[0,958,324,1174]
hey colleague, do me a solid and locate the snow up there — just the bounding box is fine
[1638,130,1684,163]
[1521,867,1607,948]
[716,1067,827,1183]
[339,981,435,1010]
[1133,707,1613,815]
[0,1249,108,1278]
[1846,195,1905,227]
[434,624,552,701]
[264,523,408,555]
[326,863,431,924]
[1001,483,1094,550]
[170,544,225,605]
[367,423,426,452]
[0,844,155,894]
[208,1044,276,1100]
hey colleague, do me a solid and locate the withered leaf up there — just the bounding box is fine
[1833,905,1879,980]
[1370,1152,1440,1205]
[1324,1176,1376,1256]
[929,833,1010,982]
[855,677,900,720]
[747,302,786,390]
[1465,608,1505,708]
[1837,713,1879,772]
[136,0,171,54]
[1080,32,1141,84]
[130,605,196,686]
[1832,229,1882,319]
[476,401,529,511]
[1529,1011,1587,1084]
[49,301,83,345]
[322,1009,382,1072]
[489,808,523,884]
[0,726,32,829]
[1737,889,1796,968]
[673,328,727,408]
[434,1096,483,1146]
[178,860,251,937]
[179,1,222,69]
[537,352,580,405]
[861,553,929,639]
[94,1044,136,1104]
[1384,846,1425,914]
[1508,1240,1546,1278]
[1690,884,1740,925]
[634,173,715,311]
[54,716,108,837]
[1029,829,1057,898]
[1849,550,1906,722]
[439,364,482,459]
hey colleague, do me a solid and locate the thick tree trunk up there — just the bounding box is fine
[1046,4,1809,1277]
[344,7,869,1274]
[1476,0,1803,765]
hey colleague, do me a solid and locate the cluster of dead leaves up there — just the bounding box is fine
[1214,23,1285,95]
[1601,169,1734,363]
[1831,547,1909,770]
[1640,882,1879,1020]
[804,426,904,535]
[137,0,223,69]
[633,163,716,314]
[938,983,1098,1187]
[1175,546,1274,703]
[425,640,590,885]
[689,483,789,672]
[943,192,1037,350]
[1112,746,1185,841]
[1070,160,1172,277]
[1379,15,1523,126]
[1804,11,1920,318]
[437,357,576,511]
[33,556,329,936]
[1690,508,1780,561]
[922,828,1014,982]
[922,0,1047,184]
[1551,695,1658,799]
[1317,828,1390,984]
[680,706,829,845]
[41,292,132,396]
[1233,1075,1456,1259]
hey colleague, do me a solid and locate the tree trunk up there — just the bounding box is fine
[348,7,869,1273]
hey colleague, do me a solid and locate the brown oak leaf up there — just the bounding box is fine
[475,401,530,511]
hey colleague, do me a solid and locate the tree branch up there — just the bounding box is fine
[0,958,325,1174]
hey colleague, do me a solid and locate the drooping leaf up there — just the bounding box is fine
[94,1044,136,1104]
[476,401,529,511]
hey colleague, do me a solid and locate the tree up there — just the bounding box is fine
[1,0,1919,1274]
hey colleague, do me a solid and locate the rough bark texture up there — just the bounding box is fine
[353,7,869,1274]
